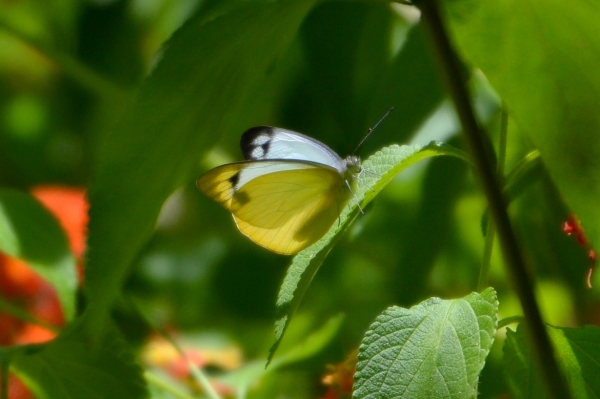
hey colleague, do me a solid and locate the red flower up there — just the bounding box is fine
[0,186,88,398]
[319,350,357,399]
[563,213,597,288]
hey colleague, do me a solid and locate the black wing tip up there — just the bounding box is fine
[241,126,274,145]
[240,126,275,160]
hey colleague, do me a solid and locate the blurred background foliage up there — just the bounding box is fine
[0,0,598,398]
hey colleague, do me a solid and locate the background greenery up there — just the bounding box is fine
[1,0,599,398]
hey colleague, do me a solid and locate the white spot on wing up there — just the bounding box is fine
[252,134,271,146]
[251,147,265,158]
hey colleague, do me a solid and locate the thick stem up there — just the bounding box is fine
[418,1,571,398]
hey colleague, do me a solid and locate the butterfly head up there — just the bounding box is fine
[344,155,362,177]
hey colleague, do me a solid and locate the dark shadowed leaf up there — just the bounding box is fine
[84,0,317,331]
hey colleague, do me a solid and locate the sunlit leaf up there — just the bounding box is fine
[353,288,497,399]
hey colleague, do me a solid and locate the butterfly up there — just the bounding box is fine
[196,126,364,255]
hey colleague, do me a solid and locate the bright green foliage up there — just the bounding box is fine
[269,142,469,362]
[11,322,148,399]
[447,0,600,249]
[0,189,76,320]
[353,288,497,399]
[504,324,600,399]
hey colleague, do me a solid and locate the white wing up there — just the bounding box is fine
[240,126,347,173]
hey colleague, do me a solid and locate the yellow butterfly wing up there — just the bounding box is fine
[197,161,351,254]
[196,162,242,207]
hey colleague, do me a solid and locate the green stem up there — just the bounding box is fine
[479,219,496,291]
[497,107,509,180]
[418,1,571,398]
[144,371,197,399]
[187,357,222,399]
[478,107,508,291]
[128,299,222,399]
[157,330,222,399]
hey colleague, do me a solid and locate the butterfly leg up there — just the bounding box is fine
[345,179,364,214]
[357,169,379,194]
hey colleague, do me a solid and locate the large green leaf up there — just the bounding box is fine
[84,0,317,329]
[0,189,77,320]
[12,322,148,399]
[268,142,469,363]
[446,0,600,248]
[353,288,498,399]
[504,324,600,399]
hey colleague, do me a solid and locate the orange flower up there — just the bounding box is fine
[30,186,88,259]
[320,350,357,399]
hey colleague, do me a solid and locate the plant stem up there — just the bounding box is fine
[144,371,196,399]
[497,107,509,181]
[478,107,508,291]
[187,357,223,399]
[418,1,571,398]
[479,219,496,291]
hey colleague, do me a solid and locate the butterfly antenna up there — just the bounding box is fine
[352,107,394,154]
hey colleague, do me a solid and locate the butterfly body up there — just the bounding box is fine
[197,126,361,255]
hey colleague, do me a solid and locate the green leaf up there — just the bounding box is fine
[84,0,317,329]
[504,324,600,399]
[0,189,77,320]
[353,288,498,399]
[12,321,148,399]
[447,0,600,248]
[268,142,469,363]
